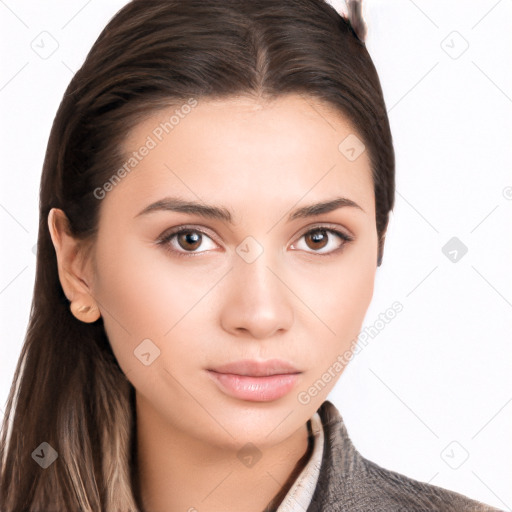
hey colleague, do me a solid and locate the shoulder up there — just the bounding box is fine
[307,400,502,512]
[356,454,503,511]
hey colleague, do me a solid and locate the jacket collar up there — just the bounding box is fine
[305,399,361,510]
[275,399,352,511]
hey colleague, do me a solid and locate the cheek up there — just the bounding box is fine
[91,234,219,377]
[293,253,375,407]
[305,248,376,361]
[91,235,171,365]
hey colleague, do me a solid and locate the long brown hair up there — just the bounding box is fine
[0,1,394,510]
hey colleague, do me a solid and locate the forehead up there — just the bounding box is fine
[105,93,375,222]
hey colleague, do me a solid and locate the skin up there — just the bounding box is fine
[48,93,379,512]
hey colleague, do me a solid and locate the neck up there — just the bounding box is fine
[133,394,312,512]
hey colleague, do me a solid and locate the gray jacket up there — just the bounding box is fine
[304,400,502,511]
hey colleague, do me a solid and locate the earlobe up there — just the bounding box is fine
[69,302,101,323]
[48,208,101,323]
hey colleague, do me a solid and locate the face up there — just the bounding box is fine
[86,93,378,449]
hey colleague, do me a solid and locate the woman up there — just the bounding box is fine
[0,0,502,510]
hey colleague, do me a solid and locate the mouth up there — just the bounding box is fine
[207,358,301,377]
[206,359,302,402]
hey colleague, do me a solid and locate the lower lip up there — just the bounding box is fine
[207,371,300,402]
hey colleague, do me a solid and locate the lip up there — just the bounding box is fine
[208,358,300,377]
[206,359,302,402]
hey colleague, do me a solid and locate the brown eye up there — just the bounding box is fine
[291,226,354,256]
[157,227,218,257]
[304,229,329,250]
[177,230,202,251]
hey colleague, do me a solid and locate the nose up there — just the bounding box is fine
[219,246,294,339]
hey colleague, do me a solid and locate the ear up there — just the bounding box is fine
[47,208,101,323]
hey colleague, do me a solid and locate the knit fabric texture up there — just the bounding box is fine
[276,400,503,512]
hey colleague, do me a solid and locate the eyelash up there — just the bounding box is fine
[155,224,355,259]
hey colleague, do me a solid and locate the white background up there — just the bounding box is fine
[1,0,511,509]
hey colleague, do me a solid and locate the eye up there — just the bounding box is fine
[291,226,354,256]
[156,226,218,257]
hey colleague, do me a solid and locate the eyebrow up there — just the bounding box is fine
[134,196,365,222]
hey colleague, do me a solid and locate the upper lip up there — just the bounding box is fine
[208,359,301,377]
